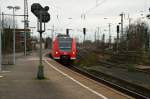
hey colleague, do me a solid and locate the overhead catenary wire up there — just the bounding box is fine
[57,0,107,30]
[36,0,108,41]
[83,0,107,15]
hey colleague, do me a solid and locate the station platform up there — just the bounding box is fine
[0,52,133,99]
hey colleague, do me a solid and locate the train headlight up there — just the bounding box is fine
[73,51,75,54]
[55,51,58,54]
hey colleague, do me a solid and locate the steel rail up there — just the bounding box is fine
[69,65,150,99]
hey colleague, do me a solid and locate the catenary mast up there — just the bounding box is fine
[24,0,29,55]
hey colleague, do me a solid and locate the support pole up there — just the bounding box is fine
[102,34,105,56]
[13,8,16,65]
[52,25,54,40]
[37,11,44,79]
[0,8,2,71]
[24,24,27,56]
[120,13,124,39]
[83,34,85,43]
[108,23,111,48]
[97,27,100,43]
[95,31,97,43]
[39,32,42,66]
[117,30,119,53]
[24,0,29,56]
[0,28,1,71]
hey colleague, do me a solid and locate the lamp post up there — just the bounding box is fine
[7,6,20,65]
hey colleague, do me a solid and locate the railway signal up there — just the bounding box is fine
[83,28,86,35]
[66,28,69,36]
[117,25,119,33]
[31,3,50,79]
[83,28,86,42]
[41,6,50,23]
[31,3,50,23]
[31,3,43,18]
[116,25,120,53]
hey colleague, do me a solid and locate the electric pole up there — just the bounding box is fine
[108,23,111,48]
[102,34,105,56]
[95,31,97,43]
[97,27,100,43]
[52,25,54,41]
[51,25,54,49]
[120,13,124,39]
[117,25,120,53]
[127,18,131,52]
[24,0,29,56]
[0,8,2,71]
[48,25,55,49]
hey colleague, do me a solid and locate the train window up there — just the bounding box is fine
[58,37,72,51]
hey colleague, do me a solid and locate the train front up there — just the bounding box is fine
[53,35,77,61]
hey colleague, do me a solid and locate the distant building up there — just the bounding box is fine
[45,37,52,49]
[2,28,31,53]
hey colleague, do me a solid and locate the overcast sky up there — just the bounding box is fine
[0,0,150,41]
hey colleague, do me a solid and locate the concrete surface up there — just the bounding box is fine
[0,51,133,99]
[0,52,103,99]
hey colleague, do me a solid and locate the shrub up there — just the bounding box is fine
[127,64,136,72]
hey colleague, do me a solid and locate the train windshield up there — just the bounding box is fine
[58,37,72,52]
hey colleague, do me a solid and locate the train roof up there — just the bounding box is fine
[56,34,73,42]
[57,34,70,38]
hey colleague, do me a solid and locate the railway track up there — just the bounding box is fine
[98,60,150,75]
[68,65,150,99]
[46,53,150,99]
[135,68,150,75]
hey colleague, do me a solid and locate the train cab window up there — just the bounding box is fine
[58,37,72,52]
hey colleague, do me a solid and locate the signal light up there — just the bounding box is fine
[83,28,86,35]
[31,3,50,23]
[66,28,69,35]
[117,25,119,33]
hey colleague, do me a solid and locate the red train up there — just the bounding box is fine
[51,34,77,61]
